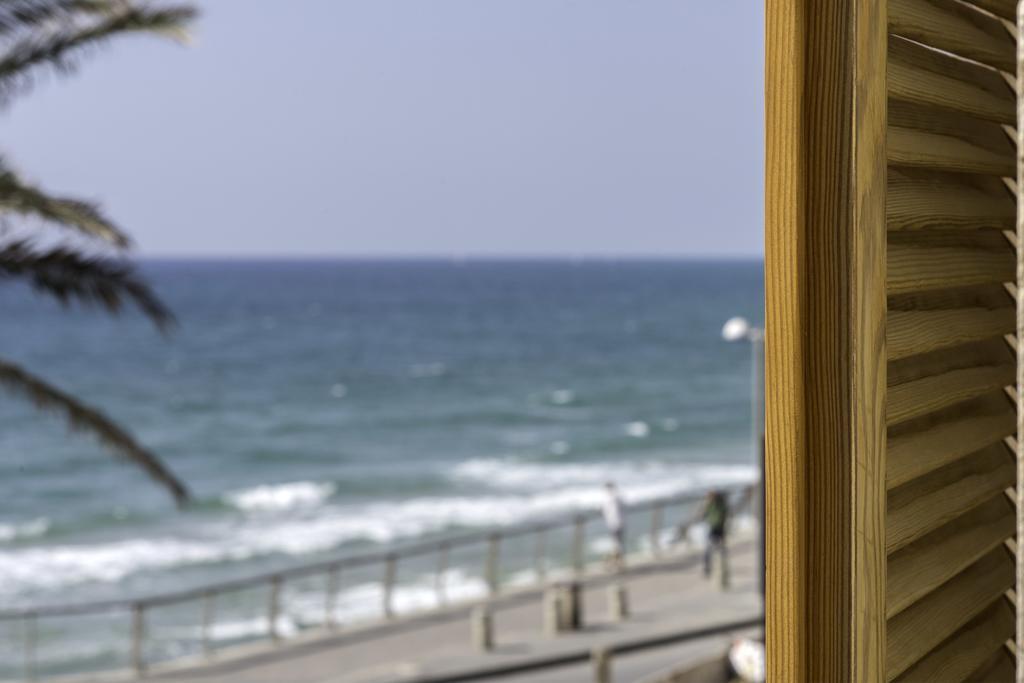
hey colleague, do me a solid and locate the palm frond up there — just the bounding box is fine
[0,357,189,506]
[0,1,112,37]
[0,158,130,247]
[0,2,197,105]
[0,241,174,330]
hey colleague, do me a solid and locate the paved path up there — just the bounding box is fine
[139,540,759,683]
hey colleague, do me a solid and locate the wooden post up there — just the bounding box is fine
[382,554,397,619]
[591,647,612,683]
[766,1,887,680]
[649,502,663,556]
[485,533,501,595]
[534,527,547,583]
[23,612,36,682]
[572,515,585,576]
[267,575,282,642]
[131,604,146,676]
[436,542,449,606]
[201,591,215,658]
[325,564,340,629]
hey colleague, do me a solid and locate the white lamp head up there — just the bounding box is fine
[721,316,751,342]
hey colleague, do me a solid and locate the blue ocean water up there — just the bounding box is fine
[0,259,762,670]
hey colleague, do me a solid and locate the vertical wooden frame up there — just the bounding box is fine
[765,1,887,680]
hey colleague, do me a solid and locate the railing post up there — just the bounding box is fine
[485,533,501,595]
[325,564,340,630]
[572,515,586,576]
[650,502,663,557]
[201,591,215,658]
[131,603,146,676]
[23,612,36,682]
[534,526,547,583]
[382,554,397,619]
[268,575,282,642]
[436,542,449,607]
[591,646,612,683]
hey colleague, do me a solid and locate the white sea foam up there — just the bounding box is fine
[549,389,575,405]
[625,421,650,438]
[0,518,49,543]
[224,481,335,512]
[451,458,754,501]
[0,461,753,598]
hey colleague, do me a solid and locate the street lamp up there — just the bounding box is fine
[721,316,764,601]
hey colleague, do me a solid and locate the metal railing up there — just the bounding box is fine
[0,485,752,681]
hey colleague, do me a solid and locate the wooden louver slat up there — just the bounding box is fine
[892,598,1014,682]
[885,546,1013,680]
[886,363,1014,425]
[886,443,1014,552]
[888,169,1015,232]
[964,647,1016,681]
[962,0,1017,21]
[888,35,1015,124]
[886,494,1014,617]
[887,307,1014,360]
[889,0,1016,73]
[887,241,1014,296]
[888,126,1015,176]
[887,400,1015,489]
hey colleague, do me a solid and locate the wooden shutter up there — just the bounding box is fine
[766,0,1018,680]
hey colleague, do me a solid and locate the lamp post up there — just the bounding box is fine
[721,316,764,600]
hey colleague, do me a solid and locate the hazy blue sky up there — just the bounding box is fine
[5,2,764,258]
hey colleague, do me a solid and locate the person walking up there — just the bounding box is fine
[602,482,625,569]
[702,489,730,588]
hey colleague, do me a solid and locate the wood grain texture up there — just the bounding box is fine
[764,2,809,677]
[887,398,1015,489]
[886,546,1014,680]
[887,363,1015,425]
[887,169,1015,232]
[888,126,1015,175]
[887,443,1015,552]
[963,0,1017,21]
[888,35,1014,124]
[887,494,1014,617]
[963,645,1016,681]
[889,0,1015,73]
[892,598,1014,682]
[852,0,889,677]
[887,306,1014,359]
[887,241,1015,295]
[765,1,887,679]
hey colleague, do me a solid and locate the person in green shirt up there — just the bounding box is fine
[701,489,729,587]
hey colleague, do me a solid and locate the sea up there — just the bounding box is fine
[0,259,762,675]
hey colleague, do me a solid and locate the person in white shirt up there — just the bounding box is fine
[602,482,625,567]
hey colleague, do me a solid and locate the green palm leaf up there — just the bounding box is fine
[0,357,189,506]
[0,157,130,246]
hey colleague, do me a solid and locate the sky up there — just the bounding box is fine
[4,2,764,258]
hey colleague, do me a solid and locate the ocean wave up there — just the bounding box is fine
[0,461,753,597]
[0,518,49,543]
[224,481,335,512]
[451,458,755,500]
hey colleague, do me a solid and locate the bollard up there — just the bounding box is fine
[131,604,146,676]
[556,581,583,631]
[607,582,628,622]
[471,606,493,651]
[268,575,282,642]
[591,647,612,683]
[485,534,501,595]
[325,564,340,630]
[543,586,561,637]
[382,554,397,619]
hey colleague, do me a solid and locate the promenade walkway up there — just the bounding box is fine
[143,541,760,683]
